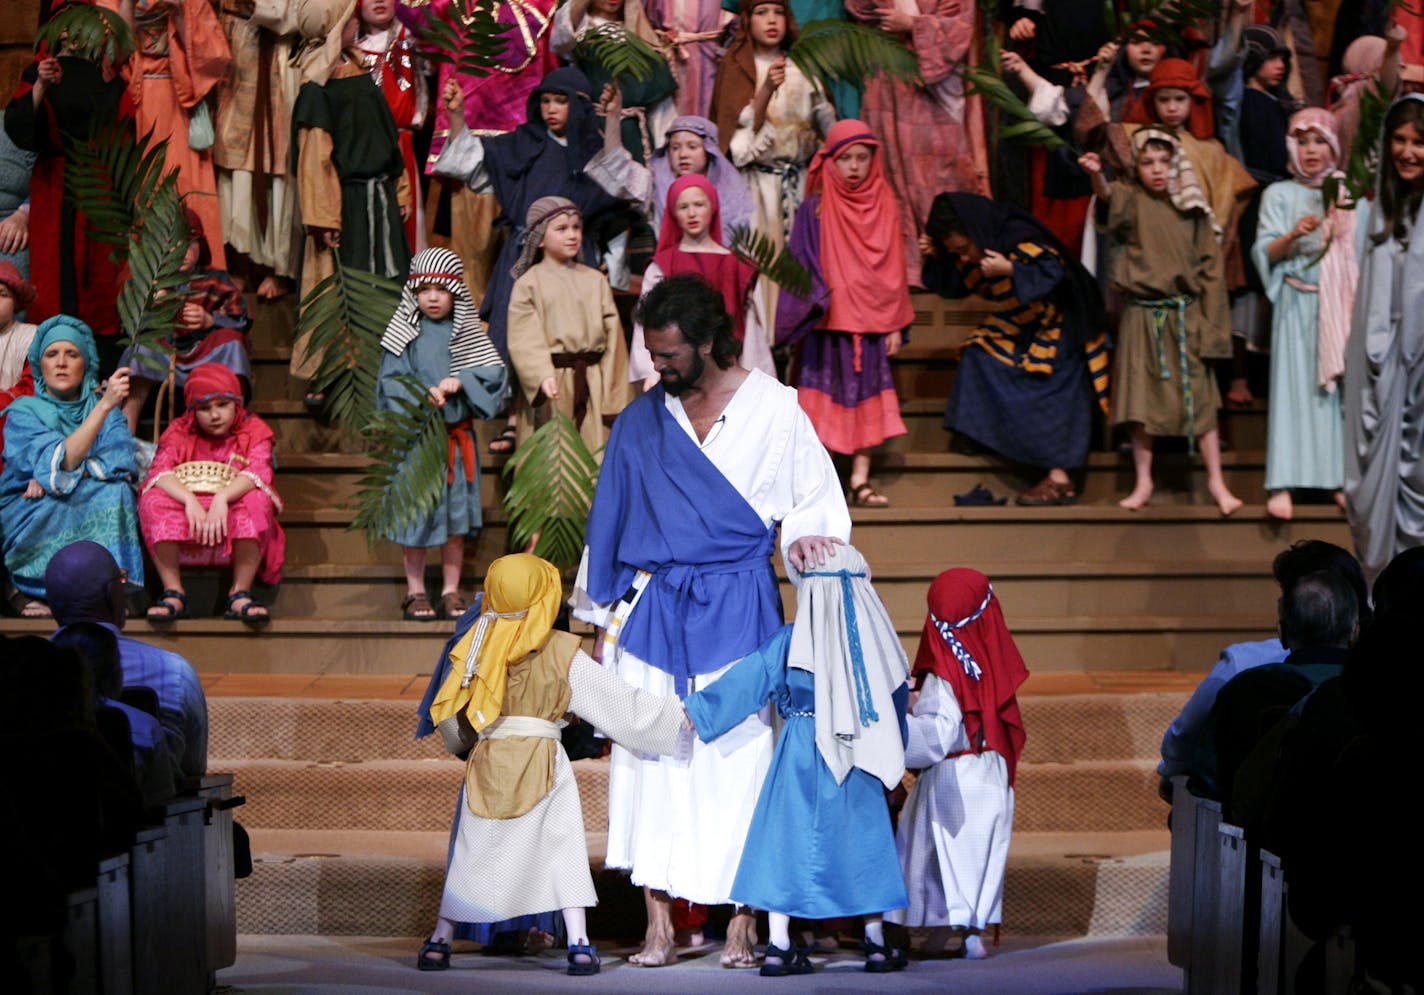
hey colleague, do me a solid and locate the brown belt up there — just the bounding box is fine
[551,351,603,428]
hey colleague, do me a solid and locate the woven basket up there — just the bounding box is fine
[173,460,238,494]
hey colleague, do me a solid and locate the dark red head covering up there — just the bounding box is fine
[183,362,243,410]
[914,568,1030,785]
[1124,57,1215,139]
[0,261,36,312]
[157,362,270,463]
[651,174,756,340]
[654,174,724,254]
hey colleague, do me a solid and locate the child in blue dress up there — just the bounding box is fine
[682,543,912,975]
[377,247,508,620]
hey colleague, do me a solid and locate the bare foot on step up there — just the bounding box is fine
[720,910,759,968]
[1211,484,1244,517]
[629,932,676,967]
[1266,491,1293,520]
[1118,484,1153,511]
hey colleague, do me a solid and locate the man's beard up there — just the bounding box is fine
[661,350,706,397]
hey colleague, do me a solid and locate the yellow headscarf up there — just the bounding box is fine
[428,554,564,733]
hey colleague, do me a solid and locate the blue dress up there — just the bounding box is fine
[684,625,909,919]
[375,316,507,547]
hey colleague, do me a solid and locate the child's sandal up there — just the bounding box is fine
[439,590,469,619]
[566,942,601,976]
[487,425,517,455]
[417,938,451,971]
[402,592,437,621]
[147,589,189,622]
[224,590,270,625]
[862,937,909,973]
[759,943,813,977]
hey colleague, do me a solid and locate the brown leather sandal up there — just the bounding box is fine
[402,592,437,621]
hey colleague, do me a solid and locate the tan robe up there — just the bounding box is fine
[506,260,629,451]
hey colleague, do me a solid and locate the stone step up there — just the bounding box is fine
[206,693,1187,766]
[215,753,1160,835]
[234,827,1168,938]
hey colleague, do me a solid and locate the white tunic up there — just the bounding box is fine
[572,369,850,903]
[887,674,1015,930]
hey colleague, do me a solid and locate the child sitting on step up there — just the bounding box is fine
[1080,130,1243,516]
[378,248,508,621]
[138,363,284,625]
[414,553,688,975]
[681,543,912,976]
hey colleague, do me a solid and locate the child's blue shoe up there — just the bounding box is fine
[759,943,813,977]
[567,942,600,976]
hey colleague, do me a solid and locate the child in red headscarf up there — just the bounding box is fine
[629,174,766,388]
[775,120,911,507]
[138,362,284,623]
[885,567,1029,960]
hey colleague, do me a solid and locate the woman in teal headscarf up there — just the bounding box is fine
[0,315,142,616]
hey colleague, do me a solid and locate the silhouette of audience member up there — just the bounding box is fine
[52,621,176,806]
[45,541,208,784]
[1157,540,1367,800]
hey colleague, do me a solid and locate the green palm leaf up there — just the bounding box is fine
[295,257,403,437]
[1106,0,1218,49]
[964,66,1078,156]
[65,119,174,256]
[728,224,812,301]
[348,377,450,546]
[502,412,600,571]
[34,4,134,67]
[116,178,191,353]
[409,0,514,79]
[574,22,668,85]
[789,19,921,90]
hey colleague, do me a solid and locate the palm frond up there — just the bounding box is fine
[409,0,514,79]
[981,0,1003,73]
[574,22,667,85]
[965,67,1078,156]
[65,119,174,256]
[34,4,134,66]
[116,178,191,353]
[296,258,403,437]
[502,412,600,571]
[1106,0,1218,50]
[789,19,921,90]
[728,225,812,300]
[348,377,451,546]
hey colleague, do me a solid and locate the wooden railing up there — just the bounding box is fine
[20,774,242,994]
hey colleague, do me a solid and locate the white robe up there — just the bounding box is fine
[572,369,850,903]
[888,674,1014,930]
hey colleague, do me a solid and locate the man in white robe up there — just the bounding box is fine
[572,272,850,967]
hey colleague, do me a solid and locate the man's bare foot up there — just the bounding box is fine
[1210,484,1244,517]
[524,927,555,952]
[629,933,676,967]
[720,911,759,968]
[1118,484,1153,511]
[256,275,291,300]
[1266,490,1293,520]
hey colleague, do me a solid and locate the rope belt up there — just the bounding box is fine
[800,569,878,726]
[482,715,562,740]
[1283,275,1319,294]
[551,350,604,427]
[346,177,401,278]
[1130,293,1196,452]
[752,161,803,239]
[447,419,477,484]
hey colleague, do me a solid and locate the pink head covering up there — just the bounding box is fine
[807,120,914,334]
[654,174,724,253]
[1286,107,1341,187]
[0,261,36,312]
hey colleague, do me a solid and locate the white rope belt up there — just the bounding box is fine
[482,715,563,740]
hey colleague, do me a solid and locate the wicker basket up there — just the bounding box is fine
[173,460,238,494]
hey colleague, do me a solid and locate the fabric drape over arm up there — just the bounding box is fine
[506,273,557,406]
[904,673,969,769]
[567,648,686,757]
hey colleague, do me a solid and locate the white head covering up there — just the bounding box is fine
[788,544,909,789]
[296,0,357,84]
[382,247,503,373]
[1132,126,1220,236]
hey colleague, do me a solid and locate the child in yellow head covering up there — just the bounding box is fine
[416,553,688,974]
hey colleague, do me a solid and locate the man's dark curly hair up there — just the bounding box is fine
[634,272,740,370]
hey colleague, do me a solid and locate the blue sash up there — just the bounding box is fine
[583,387,783,695]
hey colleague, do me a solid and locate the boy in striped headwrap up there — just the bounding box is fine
[377,247,508,620]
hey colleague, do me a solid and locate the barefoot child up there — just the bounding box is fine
[378,248,508,620]
[682,544,911,976]
[415,553,688,975]
[138,363,283,623]
[1081,130,1243,515]
[506,197,628,450]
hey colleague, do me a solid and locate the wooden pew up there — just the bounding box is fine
[1187,797,1223,995]
[128,827,169,995]
[1212,822,1247,995]
[62,887,98,995]
[95,853,133,995]
[1257,848,1286,994]
[161,796,209,995]
[1167,775,1197,971]
[197,774,240,980]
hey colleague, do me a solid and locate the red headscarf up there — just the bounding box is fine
[1123,57,1215,140]
[807,120,914,334]
[914,568,1030,785]
[652,174,756,340]
[158,362,272,464]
